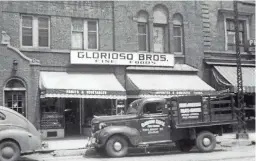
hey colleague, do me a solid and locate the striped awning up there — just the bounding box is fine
[213,66,255,93]
[39,72,126,99]
[126,73,215,98]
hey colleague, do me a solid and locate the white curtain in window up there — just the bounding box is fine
[72,32,83,49]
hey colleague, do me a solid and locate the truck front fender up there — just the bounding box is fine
[98,126,141,146]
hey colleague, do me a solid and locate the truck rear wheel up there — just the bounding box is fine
[105,135,128,157]
[196,131,216,152]
[175,139,194,152]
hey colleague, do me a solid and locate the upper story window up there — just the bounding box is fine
[153,5,168,53]
[21,15,50,48]
[71,19,98,50]
[173,13,184,54]
[225,18,247,52]
[137,11,149,52]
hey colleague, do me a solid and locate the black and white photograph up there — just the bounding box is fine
[0,0,255,161]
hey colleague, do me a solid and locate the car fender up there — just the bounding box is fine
[0,129,31,153]
[98,126,141,146]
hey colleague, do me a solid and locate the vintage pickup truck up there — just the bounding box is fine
[87,94,237,157]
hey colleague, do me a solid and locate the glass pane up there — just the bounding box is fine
[174,37,182,52]
[72,19,83,31]
[88,21,97,31]
[173,26,181,36]
[139,35,147,51]
[138,23,146,34]
[38,17,49,29]
[88,32,97,49]
[239,32,244,45]
[22,16,32,27]
[228,20,235,31]
[7,102,12,108]
[153,26,164,52]
[228,44,235,51]
[18,101,23,107]
[39,29,49,47]
[239,21,244,31]
[22,28,32,46]
[72,32,83,49]
[227,32,235,44]
[17,108,22,114]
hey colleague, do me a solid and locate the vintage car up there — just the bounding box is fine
[0,106,42,161]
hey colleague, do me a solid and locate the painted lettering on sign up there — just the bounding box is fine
[141,119,165,134]
[70,50,174,67]
[65,90,107,95]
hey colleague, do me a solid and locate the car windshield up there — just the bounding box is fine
[126,99,143,114]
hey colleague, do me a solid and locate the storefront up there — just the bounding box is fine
[39,71,126,138]
[212,65,255,129]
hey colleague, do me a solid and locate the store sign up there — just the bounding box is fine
[248,39,255,52]
[70,50,174,67]
[149,90,210,95]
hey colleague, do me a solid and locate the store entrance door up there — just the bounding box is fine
[64,98,80,136]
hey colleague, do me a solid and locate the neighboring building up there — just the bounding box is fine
[0,1,253,139]
[200,1,255,128]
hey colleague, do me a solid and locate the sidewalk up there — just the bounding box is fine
[216,132,255,147]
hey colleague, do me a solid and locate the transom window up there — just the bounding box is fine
[21,15,50,47]
[71,19,98,50]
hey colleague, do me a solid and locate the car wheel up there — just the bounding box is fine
[196,131,216,152]
[105,135,128,157]
[0,141,20,161]
[175,139,194,152]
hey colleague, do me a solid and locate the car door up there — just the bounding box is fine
[138,102,171,142]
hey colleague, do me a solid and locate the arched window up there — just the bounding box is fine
[137,11,149,51]
[153,5,168,53]
[4,78,26,116]
[173,13,184,54]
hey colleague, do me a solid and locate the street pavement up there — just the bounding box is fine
[19,144,255,161]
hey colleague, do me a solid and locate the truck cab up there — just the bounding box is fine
[88,94,237,157]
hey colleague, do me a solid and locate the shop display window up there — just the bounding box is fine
[40,98,64,129]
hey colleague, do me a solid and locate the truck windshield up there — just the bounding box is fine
[126,99,143,114]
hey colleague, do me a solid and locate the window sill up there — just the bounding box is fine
[20,48,70,54]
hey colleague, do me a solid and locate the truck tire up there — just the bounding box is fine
[0,140,20,161]
[95,147,107,157]
[196,131,216,152]
[105,135,128,157]
[175,139,194,152]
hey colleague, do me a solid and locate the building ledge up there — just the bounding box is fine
[218,8,254,16]
[204,58,255,67]
[20,48,70,54]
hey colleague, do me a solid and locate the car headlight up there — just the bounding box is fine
[99,122,107,129]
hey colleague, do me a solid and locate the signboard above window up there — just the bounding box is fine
[70,50,174,67]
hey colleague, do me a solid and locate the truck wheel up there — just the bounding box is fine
[175,139,194,152]
[105,135,128,157]
[196,131,216,152]
[0,141,20,161]
[95,147,106,157]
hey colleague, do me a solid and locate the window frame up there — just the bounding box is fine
[20,15,50,48]
[138,22,148,52]
[71,19,99,50]
[153,23,167,53]
[224,14,250,51]
[173,24,183,54]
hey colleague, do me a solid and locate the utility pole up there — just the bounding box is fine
[233,0,248,139]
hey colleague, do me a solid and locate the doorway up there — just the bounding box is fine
[64,98,80,136]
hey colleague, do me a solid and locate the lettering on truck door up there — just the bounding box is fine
[139,102,171,142]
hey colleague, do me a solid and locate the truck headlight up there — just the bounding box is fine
[99,122,107,129]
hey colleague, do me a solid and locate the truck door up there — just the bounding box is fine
[138,102,171,142]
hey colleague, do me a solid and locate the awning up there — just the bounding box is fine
[213,66,255,93]
[39,72,126,99]
[126,73,215,98]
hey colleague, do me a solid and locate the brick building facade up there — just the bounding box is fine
[0,1,254,138]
